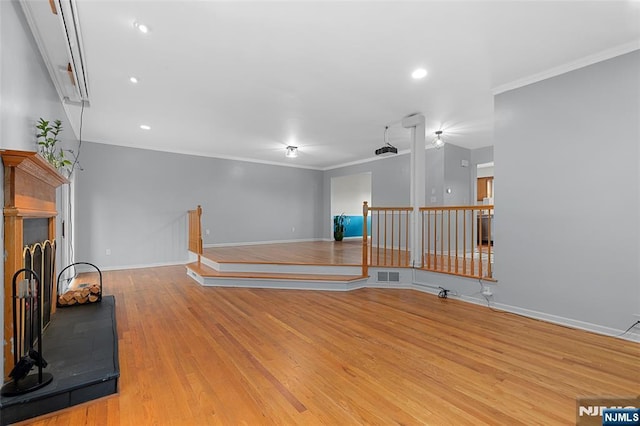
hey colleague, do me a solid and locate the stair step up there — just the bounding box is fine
[186,262,366,283]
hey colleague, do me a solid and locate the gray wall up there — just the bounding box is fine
[323,154,411,237]
[425,148,444,205]
[1,0,71,378]
[74,142,324,268]
[0,2,69,150]
[494,50,640,332]
[471,146,493,166]
[443,144,472,206]
[322,146,477,238]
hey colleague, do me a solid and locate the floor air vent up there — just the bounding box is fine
[377,271,400,282]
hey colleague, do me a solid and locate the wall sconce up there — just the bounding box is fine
[285,146,298,158]
[433,130,444,149]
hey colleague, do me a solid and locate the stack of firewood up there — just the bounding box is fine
[57,284,101,306]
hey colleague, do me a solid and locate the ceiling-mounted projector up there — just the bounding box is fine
[375,125,398,156]
[375,145,398,156]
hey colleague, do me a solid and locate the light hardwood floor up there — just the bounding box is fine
[203,240,364,265]
[203,240,492,280]
[22,265,639,425]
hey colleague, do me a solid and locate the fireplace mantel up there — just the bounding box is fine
[2,149,68,217]
[2,149,68,377]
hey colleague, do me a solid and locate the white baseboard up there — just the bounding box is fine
[87,260,190,272]
[204,238,323,248]
[410,281,640,343]
[485,300,640,343]
[191,273,368,292]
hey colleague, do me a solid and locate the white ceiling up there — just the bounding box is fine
[42,1,640,169]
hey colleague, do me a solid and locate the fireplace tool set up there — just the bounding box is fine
[1,262,103,396]
[1,269,53,396]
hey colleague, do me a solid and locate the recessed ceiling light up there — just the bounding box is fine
[412,68,428,79]
[140,124,151,130]
[133,21,149,34]
[129,76,138,84]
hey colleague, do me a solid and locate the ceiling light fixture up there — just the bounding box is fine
[133,21,149,34]
[285,146,298,158]
[433,130,445,149]
[412,68,428,79]
[129,76,138,84]
[140,124,151,130]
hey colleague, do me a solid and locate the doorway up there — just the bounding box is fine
[330,173,371,239]
[476,162,494,204]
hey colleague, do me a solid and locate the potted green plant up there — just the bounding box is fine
[334,213,346,241]
[36,118,72,174]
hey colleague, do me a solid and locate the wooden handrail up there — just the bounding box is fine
[368,206,414,212]
[420,205,494,212]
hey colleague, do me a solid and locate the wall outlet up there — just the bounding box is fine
[205,229,210,235]
[105,248,111,256]
[482,287,493,297]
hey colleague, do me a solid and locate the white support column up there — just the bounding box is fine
[402,114,426,266]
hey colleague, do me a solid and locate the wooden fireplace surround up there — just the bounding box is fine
[1,149,68,378]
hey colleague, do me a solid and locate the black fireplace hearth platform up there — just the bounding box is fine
[0,295,119,425]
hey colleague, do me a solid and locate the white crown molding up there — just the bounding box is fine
[492,41,640,95]
[84,140,324,170]
[322,142,443,171]
[322,149,411,171]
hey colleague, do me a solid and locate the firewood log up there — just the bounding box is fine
[89,294,99,303]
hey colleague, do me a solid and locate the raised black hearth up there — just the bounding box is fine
[0,296,119,425]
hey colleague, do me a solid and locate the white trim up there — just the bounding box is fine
[322,143,441,171]
[214,262,362,275]
[339,236,362,241]
[483,299,640,344]
[199,254,361,275]
[409,281,640,343]
[193,274,368,291]
[93,259,190,272]
[82,141,324,170]
[204,237,323,248]
[81,135,444,172]
[323,149,410,171]
[492,42,640,95]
